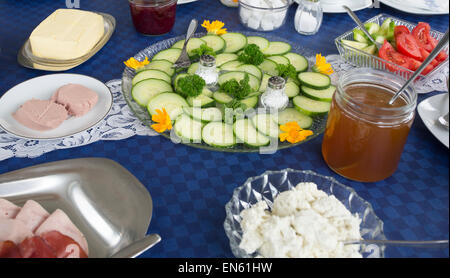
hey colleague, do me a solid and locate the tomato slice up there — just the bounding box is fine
[412,22,434,52]
[419,48,439,67]
[394,25,410,38]
[396,33,422,60]
[428,36,448,62]
[378,40,410,72]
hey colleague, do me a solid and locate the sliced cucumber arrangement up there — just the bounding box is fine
[132,78,173,107]
[221,32,248,53]
[127,31,332,149]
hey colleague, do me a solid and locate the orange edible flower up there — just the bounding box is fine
[279,122,314,144]
[151,108,172,133]
[202,20,227,35]
[124,57,150,70]
[314,54,334,75]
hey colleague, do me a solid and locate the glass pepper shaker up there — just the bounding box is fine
[260,76,289,111]
[294,0,323,35]
[195,54,219,87]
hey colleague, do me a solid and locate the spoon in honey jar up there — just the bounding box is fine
[389,29,449,105]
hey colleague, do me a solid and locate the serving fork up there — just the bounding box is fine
[172,19,198,69]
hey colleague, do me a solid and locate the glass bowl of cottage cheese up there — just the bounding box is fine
[224,169,386,258]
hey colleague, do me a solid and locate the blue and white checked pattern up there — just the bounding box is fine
[0,0,448,258]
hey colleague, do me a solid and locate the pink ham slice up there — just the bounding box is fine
[35,209,88,255]
[0,218,34,244]
[52,84,98,117]
[14,200,50,233]
[12,99,68,131]
[0,198,20,219]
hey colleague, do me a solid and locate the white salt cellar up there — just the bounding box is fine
[294,0,323,35]
[195,55,219,87]
[260,76,289,111]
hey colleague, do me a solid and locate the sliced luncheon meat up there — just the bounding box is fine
[0,218,34,244]
[52,84,98,117]
[0,198,20,219]
[14,200,50,233]
[19,236,56,258]
[12,99,68,131]
[35,209,89,255]
[41,231,88,258]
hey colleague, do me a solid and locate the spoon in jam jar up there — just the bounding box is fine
[389,29,449,105]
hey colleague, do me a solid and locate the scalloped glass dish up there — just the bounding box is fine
[224,169,386,258]
[335,13,449,90]
[17,12,116,71]
[121,31,328,153]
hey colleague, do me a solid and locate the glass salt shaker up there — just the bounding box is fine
[260,76,289,111]
[294,0,323,35]
[195,55,219,87]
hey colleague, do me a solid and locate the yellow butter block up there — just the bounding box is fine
[29,9,104,60]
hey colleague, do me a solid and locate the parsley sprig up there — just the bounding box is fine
[238,44,265,66]
[219,74,252,100]
[276,64,297,81]
[176,74,205,98]
[191,44,216,57]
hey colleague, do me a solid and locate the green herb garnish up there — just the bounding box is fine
[238,44,265,66]
[276,64,297,81]
[177,74,206,97]
[219,74,252,100]
[191,44,216,57]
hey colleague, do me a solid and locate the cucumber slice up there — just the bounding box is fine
[262,41,292,56]
[251,113,279,138]
[353,29,369,43]
[201,87,213,97]
[364,22,380,35]
[173,73,189,92]
[301,85,336,102]
[283,53,309,72]
[187,62,199,75]
[152,48,182,64]
[236,64,263,80]
[183,107,223,123]
[218,71,260,92]
[221,32,248,53]
[202,122,235,148]
[171,38,206,58]
[276,108,313,129]
[379,18,393,36]
[267,55,290,66]
[187,94,215,107]
[341,39,368,50]
[132,78,173,107]
[200,34,226,54]
[293,95,331,116]
[220,60,244,71]
[298,72,331,90]
[258,59,278,76]
[213,91,234,104]
[138,59,175,76]
[246,36,270,51]
[285,81,300,98]
[174,113,203,142]
[259,74,272,92]
[247,91,262,98]
[233,118,270,147]
[147,92,188,120]
[373,34,386,44]
[362,45,377,55]
[132,69,171,86]
[216,53,238,67]
[240,96,258,109]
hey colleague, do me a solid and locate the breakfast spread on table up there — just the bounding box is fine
[12,84,98,131]
[0,0,448,259]
[0,198,88,258]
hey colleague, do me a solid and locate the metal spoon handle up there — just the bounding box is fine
[110,233,161,258]
[183,19,198,48]
[343,5,381,48]
[345,239,449,248]
[389,28,449,105]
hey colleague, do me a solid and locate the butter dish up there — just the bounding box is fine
[17,12,116,71]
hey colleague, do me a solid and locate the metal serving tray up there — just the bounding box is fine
[0,158,153,258]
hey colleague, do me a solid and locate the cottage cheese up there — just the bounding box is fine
[239,182,363,258]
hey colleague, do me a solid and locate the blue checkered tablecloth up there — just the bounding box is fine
[0,0,448,258]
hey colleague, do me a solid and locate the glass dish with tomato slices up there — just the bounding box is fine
[335,13,448,92]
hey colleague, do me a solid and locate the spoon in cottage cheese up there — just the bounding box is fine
[344,239,449,248]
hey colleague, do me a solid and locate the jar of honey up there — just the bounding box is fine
[321,68,417,182]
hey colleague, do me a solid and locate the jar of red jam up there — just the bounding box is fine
[321,68,417,183]
[129,0,178,36]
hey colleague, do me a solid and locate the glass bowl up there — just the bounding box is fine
[238,0,292,32]
[224,169,386,258]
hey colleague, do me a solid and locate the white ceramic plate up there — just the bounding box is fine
[379,0,449,15]
[178,0,198,4]
[417,93,449,148]
[0,74,113,140]
[303,0,372,13]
